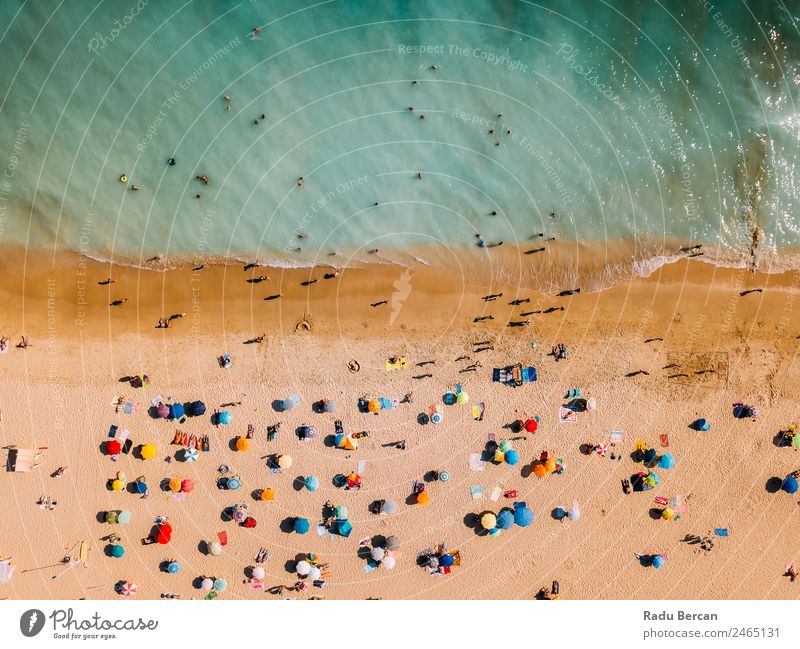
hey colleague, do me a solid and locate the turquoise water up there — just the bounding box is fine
[0,0,798,281]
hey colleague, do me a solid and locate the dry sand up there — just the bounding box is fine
[1,247,799,600]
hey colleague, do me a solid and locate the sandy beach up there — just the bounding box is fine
[1,247,799,600]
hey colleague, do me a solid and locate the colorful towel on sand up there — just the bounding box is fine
[470,485,484,500]
[559,407,577,423]
[468,453,485,471]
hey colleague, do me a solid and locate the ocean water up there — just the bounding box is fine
[0,0,798,286]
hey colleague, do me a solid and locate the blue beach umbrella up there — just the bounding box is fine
[226,476,241,491]
[109,544,124,558]
[513,505,534,527]
[134,481,147,495]
[169,403,185,419]
[190,401,206,417]
[213,578,227,592]
[782,476,799,494]
[440,554,455,567]
[658,453,675,469]
[305,475,319,492]
[553,507,566,520]
[167,562,181,574]
[335,519,353,537]
[694,418,710,431]
[294,518,310,534]
[652,555,664,569]
[505,449,520,465]
[496,510,515,530]
[218,411,232,425]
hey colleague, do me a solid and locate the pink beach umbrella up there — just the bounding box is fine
[120,581,137,596]
[201,578,214,591]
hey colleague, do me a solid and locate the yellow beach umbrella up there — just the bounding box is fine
[481,512,497,530]
[236,437,250,452]
[111,479,124,491]
[277,454,292,469]
[168,478,181,493]
[140,443,157,460]
[260,488,275,501]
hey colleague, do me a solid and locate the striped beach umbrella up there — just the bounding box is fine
[120,581,137,596]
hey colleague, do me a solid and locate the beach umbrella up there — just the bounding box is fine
[793,435,800,449]
[301,424,318,440]
[505,450,520,465]
[440,554,455,567]
[554,507,567,520]
[782,476,799,494]
[514,505,534,527]
[106,440,122,455]
[218,411,232,425]
[489,528,502,537]
[286,393,301,411]
[544,458,556,473]
[236,437,250,452]
[661,507,676,520]
[110,544,124,558]
[644,473,660,488]
[494,449,506,463]
[184,448,199,462]
[438,470,450,482]
[334,433,345,447]
[567,500,581,521]
[481,512,497,530]
[323,400,337,413]
[652,555,665,569]
[382,555,396,570]
[190,401,206,417]
[208,541,223,556]
[308,566,322,581]
[120,581,137,596]
[456,391,469,404]
[213,578,227,592]
[499,440,512,453]
[586,398,597,411]
[296,560,311,576]
[252,566,265,580]
[334,505,348,519]
[156,523,172,545]
[134,480,147,494]
[382,500,397,515]
[644,448,658,464]
[533,463,547,478]
[226,476,241,490]
[496,510,515,530]
[168,478,181,492]
[167,562,181,574]
[368,399,381,413]
[157,404,170,419]
[417,491,430,505]
[524,418,538,433]
[658,453,676,470]
[278,455,292,469]
[169,403,185,419]
[139,374,150,387]
[118,510,132,524]
[430,411,442,424]
[105,511,119,524]
[294,518,310,534]
[305,475,319,492]
[111,479,124,491]
[232,506,248,523]
[346,473,362,489]
[181,479,195,493]
[201,578,214,591]
[371,547,385,561]
[385,535,401,551]
[140,443,157,460]
[695,418,710,431]
[260,488,275,501]
[335,519,353,537]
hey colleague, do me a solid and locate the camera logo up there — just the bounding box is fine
[20,609,46,637]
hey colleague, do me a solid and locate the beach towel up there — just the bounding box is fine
[316,524,327,539]
[468,453,485,472]
[660,433,670,448]
[470,485,484,500]
[521,367,537,382]
[559,407,577,423]
[609,431,624,445]
[357,460,366,474]
[151,395,164,407]
[489,486,502,502]
[385,356,408,372]
[714,528,729,537]
[123,402,140,415]
[472,402,485,421]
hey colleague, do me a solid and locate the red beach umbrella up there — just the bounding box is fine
[106,440,122,455]
[156,523,172,545]
[181,479,195,493]
[524,418,538,433]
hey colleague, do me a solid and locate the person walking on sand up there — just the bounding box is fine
[110,298,129,306]
[168,313,186,322]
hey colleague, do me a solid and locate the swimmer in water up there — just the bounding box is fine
[129,185,141,191]
[167,157,176,166]
[417,172,423,181]
[297,177,304,187]
[251,26,261,39]
[196,175,209,185]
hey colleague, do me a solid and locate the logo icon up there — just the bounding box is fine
[20,609,45,637]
